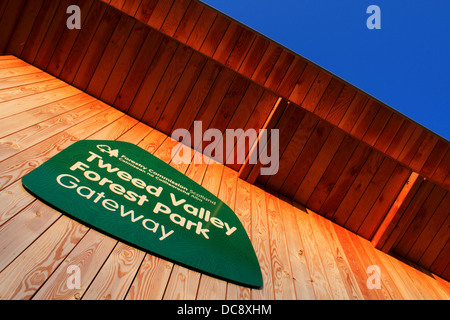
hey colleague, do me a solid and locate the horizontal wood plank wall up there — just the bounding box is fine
[0,0,448,280]
[0,66,449,298]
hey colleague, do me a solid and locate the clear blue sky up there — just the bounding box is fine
[201,0,450,140]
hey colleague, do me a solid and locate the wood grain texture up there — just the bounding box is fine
[0,53,448,298]
[1,0,448,200]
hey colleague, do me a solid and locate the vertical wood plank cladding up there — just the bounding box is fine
[134,0,158,23]
[306,134,359,213]
[331,149,385,225]
[384,120,415,160]
[185,66,235,146]
[398,126,428,165]
[113,28,164,112]
[288,63,320,106]
[308,211,357,299]
[263,49,295,92]
[331,222,380,300]
[223,83,266,170]
[430,248,450,286]
[350,100,380,140]
[418,213,450,270]
[147,0,174,30]
[169,59,222,133]
[265,112,318,191]
[225,28,257,71]
[86,14,136,97]
[141,45,194,126]
[5,0,43,57]
[265,191,297,299]
[280,119,333,199]
[325,84,357,125]
[371,172,423,251]
[294,127,346,205]
[0,0,26,54]
[205,75,250,148]
[420,140,449,178]
[242,96,287,183]
[3,2,448,283]
[252,42,284,85]
[431,148,450,186]
[291,205,333,299]
[199,75,250,159]
[276,56,307,98]
[318,143,373,219]
[0,216,88,300]
[362,106,392,146]
[93,0,447,193]
[127,36,178,118]
[121,0,143,16]
[357,164,411,239]
[409,132,439,172]
[343,157,397,232]
[381,180,434,253]
[394,185,447,257]
[160,0,190,37]
[156,51,208,133]
[7,0,444,195]
[2,57,449,295]
[373,112,404,153]
[301,71,332,112]
[225,82,265,135]
[186,5,216,50]
[73,5,122,90]
[173,0,203,43]
[238,35,270,79]
[59,1,107,84]
[277,196,316,299]
[250,184,274,299]
[99,20,149,104]
[226,179,252,299]
[33,228,117,300]
[313,78,344,118]
[45,0,95,77]
[337,91,368,132]
[109,0,126,8]
[255,102,305,185]
[197,168,237,300]
[212,20,246,66]
[409,194,448,267]
[199,14,229,58]
[0,1,9,22]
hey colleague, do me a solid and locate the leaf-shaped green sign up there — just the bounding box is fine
[21,140,262,288]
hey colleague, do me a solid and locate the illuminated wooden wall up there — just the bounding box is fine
[0,0,448,281]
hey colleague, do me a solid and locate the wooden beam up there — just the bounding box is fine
[238,97,287,182]
[371,171,424,252]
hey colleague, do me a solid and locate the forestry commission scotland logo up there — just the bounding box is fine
[96,144,119,158]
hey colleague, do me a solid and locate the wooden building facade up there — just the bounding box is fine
[0,0,448,299]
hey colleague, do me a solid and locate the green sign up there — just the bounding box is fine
[22,140,262,288]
